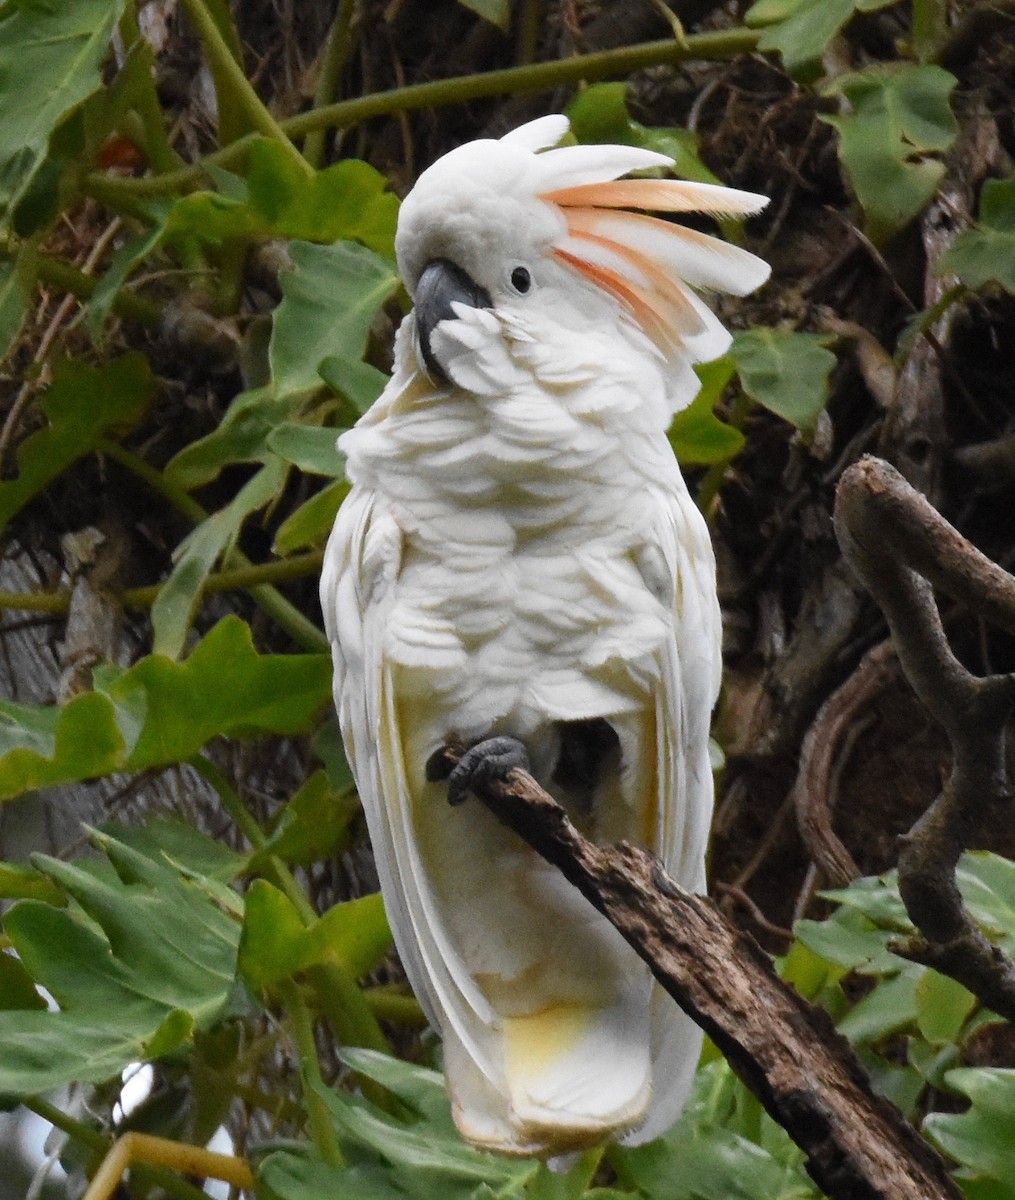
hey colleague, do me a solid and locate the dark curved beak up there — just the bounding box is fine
[414,258,492,383]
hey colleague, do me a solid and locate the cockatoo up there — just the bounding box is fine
[321,114,769,1157]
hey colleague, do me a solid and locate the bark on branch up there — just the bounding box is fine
[432,744,960,1200]
[834,455,1015,1020]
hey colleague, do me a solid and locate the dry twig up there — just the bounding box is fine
[834,456,1015,1020]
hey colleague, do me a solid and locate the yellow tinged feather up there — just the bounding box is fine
[504,1003,595,1083]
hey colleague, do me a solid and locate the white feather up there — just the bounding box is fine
[499,113,570,151]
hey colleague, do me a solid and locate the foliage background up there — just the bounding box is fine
[0,0,1014,1196]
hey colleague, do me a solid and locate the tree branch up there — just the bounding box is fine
[431,744,961,1200]
[834,455,1015,1020]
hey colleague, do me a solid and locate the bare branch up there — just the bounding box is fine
[432,744,961,1200]
[834,455,1015,1020]
[792,640,898,887]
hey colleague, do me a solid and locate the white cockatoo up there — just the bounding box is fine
[321,114,769,1157]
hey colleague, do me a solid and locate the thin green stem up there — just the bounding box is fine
[84,28,761,200]
[99,440,328,653]
[0,590,69,614]
[117,5,185,175]
[7,243,164,327]
[190,753,268,851]
[0,551,324,616]
[23,1098,211,1200]
[362,985,427,1027]
[304,0,360,169]
[178,0,312,177]
[276,977,346,1168]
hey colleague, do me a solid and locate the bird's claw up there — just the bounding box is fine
[446,736,530,807]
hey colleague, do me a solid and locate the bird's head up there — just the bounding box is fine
[394,115,771,387]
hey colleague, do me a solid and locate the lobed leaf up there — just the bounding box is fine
[730,328,835,435]
[0,617,331,801]
[924,1069,1015,1192]
[746,0,896,77]
[239,883,391,991]
[821,64,958,244]
[270,239,399,395]
[0,829,240,1095]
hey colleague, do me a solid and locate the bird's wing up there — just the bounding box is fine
[320,482,501,1059]
[653,485,722,888]
[617,484,721,1144]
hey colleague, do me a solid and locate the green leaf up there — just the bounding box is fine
[0,617,331,800]
[165,385,294,491]
[238,880,306,991]
[0,829,239,1095]
[267,424,347,476]
[319,355,388,415]
[259,1151,403,1200]
[954,852,1015,947]
[836,965,921,1045]
[669,358,745,465]
[248,144,398,255]
[151,457,288,659]
[0,0,125,227]
[0,951,46,1011]
[915,970,977,1045]
[270,240,399,395]
[925,1069,1015,1187]
[746,0,895,77]
[104,818,246,884]
[821,64,958,244]
[106,616,331,767]
[240,882,391,991]
[730,328,835,434]
[87,221,164,339]
[455,0,510,32]
[255,770,358,867]
[0,353,155,533]
[938,178,1015,294]
[0,861,64,904]
[793,907,900,975]
[274,479,349,555]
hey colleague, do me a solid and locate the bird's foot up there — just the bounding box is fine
[440,736,530,807]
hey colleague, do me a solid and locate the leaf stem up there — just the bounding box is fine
[276,977,346,1168]
[84,28,761,200]
[178,0,312,177]
[304,0,360,169]
[0,241,164,327]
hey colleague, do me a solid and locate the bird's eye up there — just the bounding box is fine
[510,266,532,294]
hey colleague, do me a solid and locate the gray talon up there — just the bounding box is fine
[447,736,530,806]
